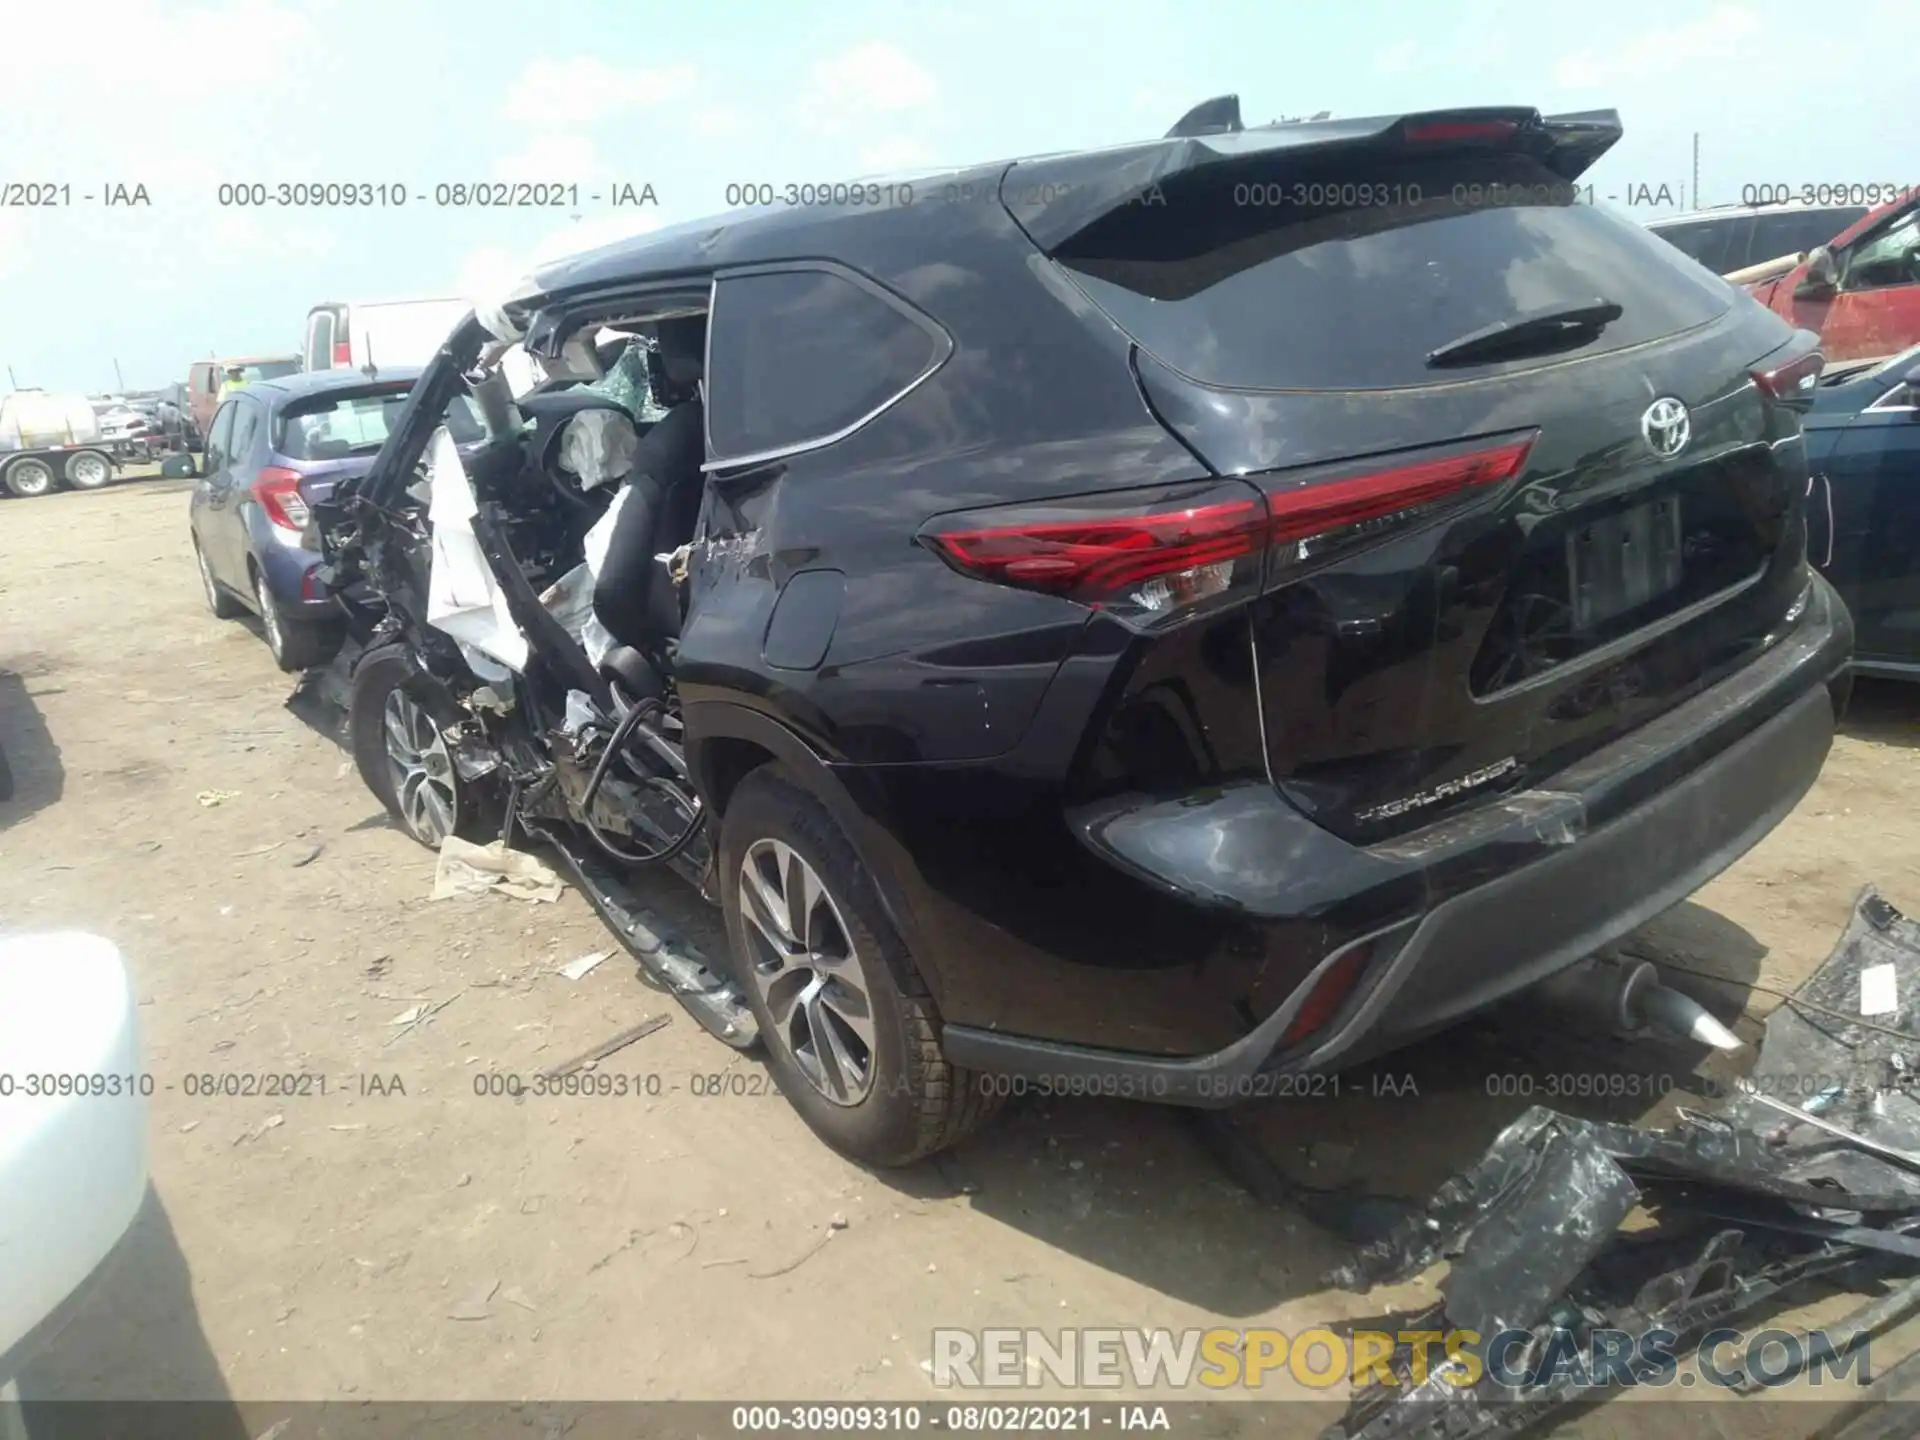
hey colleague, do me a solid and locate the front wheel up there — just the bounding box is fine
[62,450,113,489]
[719,766,1001,1166]
[348,643,489,849]
[3,458,57,498]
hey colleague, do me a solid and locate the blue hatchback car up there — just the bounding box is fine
[188,367,478,669]
[1805,343,1920,681]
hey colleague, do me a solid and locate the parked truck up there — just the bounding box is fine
[0,390,123,498]
[302,297,472,375]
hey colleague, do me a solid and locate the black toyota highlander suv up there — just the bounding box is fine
[324,102,1853,1166]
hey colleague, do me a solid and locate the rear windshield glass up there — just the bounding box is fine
[1051,153,1734,391]
[275,387,481,459]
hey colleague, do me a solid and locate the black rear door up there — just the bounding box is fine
[1018,127,1817,843]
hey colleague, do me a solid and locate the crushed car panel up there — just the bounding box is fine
[1327,887,1920,1440]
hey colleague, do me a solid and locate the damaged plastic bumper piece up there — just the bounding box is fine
[945,576,1852,1100]
[1323,886,1920,1440]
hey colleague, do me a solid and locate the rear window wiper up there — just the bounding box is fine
[1426,298,1623,369]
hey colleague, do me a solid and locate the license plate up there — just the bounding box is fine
[1567,496,1683,631]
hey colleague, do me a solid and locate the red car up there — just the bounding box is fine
[1748,194,1920,361]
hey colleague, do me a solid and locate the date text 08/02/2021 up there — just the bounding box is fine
[207,181,660,208]
[972,1071,1419,1102]
[728,1404,1167,1432]
[0,1071,785,1101]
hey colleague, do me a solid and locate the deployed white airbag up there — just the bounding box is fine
[558,409,639,491]
[424,428,529,673]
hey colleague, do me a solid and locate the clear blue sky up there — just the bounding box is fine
[0,0,1897,392]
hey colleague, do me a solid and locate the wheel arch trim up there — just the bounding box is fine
[685,699,946,1008]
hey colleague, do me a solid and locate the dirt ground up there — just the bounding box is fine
[2,471,1917,1435]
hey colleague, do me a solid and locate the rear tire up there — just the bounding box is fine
[254,568,339,672]
[62,450,113,490]
[719,765,1001,1166]
[349,643,491,849]
[194,538,245,618]
[3,458,58,499]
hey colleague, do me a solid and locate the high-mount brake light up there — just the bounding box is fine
[1403,118,1519,144]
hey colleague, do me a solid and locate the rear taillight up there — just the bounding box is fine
[253,466,311,530]
[1264,434,1536,586]
[1402,117,1520,144]
[920,438,1537,624]
[918,481,1270,629]
[331,341,350,366]
[1751,330,1824,411]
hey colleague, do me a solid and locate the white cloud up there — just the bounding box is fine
[690,106,751,139]
[1555,4,1761,88]
[858,136,936,173]
[797,41,937,135]
[502,57,698,128]
[454,210,673,307]
[494,134,613,185]
[197,210,334,265]
[207,214,263,251]
[0,0,336,292]
[0,212,33,281]
[455,245,525,304]
[4,1,323,183]
[531,211,669,268]
[1375,40,1419,75]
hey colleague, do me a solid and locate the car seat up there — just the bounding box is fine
[591,316,707,658]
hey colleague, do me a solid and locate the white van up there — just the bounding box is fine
[303,297,474,375]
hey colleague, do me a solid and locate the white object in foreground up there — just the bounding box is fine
[431,835,566,904]
[0,933,149,1379]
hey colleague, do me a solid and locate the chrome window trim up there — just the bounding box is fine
[701,259,955,473]
[1863,386,1918,414]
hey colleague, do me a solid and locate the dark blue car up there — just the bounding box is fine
[1805,343,1920,680]
[187,367,479,669]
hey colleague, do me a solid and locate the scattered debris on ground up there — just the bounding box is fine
[1327,888,1920,1440]
[431,835,566,904]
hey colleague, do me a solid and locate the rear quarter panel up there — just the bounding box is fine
[675,195,1205,768]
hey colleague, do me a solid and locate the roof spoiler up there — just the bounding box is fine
[1165,95,1243,138]
[1004,106,1625,252]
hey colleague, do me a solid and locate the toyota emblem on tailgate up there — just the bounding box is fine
[1642,397,1691,458]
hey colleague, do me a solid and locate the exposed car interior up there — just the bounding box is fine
[347,298,725,856]
[315,292,771,1053]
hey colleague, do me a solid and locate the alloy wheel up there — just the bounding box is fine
[382,687,458,846]
[739,839,876,1105]
[255,574,287,662]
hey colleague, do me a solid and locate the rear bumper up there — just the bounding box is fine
[252,528,334,617]
[942,574,1853,1103]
